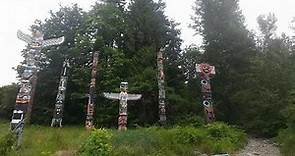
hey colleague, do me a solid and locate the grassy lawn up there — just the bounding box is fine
[0,121,89,156]
[0,120,10,138]
[0,121,247,156]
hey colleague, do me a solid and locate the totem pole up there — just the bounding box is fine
[196,63,216,123]
[103,82,142,131]
[51,59,70,127]
[10,29,64,146]
[85,51,99,129]
[157,48,166,124]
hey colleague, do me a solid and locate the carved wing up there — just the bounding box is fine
[103,93,120,100]
[42,36,65,47]
[127,94,142,100]
[17,30,33,44]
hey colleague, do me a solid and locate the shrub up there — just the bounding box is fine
[174,115,205,128]
[0,132,16,156]
[78,129,112,156]
[203,122,247,154]
[174,122,247,154]
[175,127,206,144]
[277,128,295,156]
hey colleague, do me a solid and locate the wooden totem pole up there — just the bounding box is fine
[157,48,166,124]
[85,51,99,129]
[11,29,64,146]
[51,59,70,127]
[196,63,216,123]
[103,82,142,131]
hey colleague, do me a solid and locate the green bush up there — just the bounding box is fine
[0,121,247,156]
[174,122,247,154]
[277,92,295,155]
[277,128,295,156]
[204,122,247,154]
[0,132,16,156]
[173,115,205,128]
[175,127,207,144]
[78,129,113,156]
[111,127,198,156]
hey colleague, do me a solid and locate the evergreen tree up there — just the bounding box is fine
[232,13,292,136]
[31,4,86,124]
[0,84,18,120]
[257,13,278,51]
[191,0,256,122]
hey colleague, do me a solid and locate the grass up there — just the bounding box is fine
[0,120,89,156]
[0,121,247,156]
[0,120,10,137]
[111,127,198,156]
[277,128,295,156]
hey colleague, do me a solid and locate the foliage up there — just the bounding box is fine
[175,122,246,154]
[7,125,88,156]
[11,0,190,128]
[1,0,295,145]
[191,0,256,125]
[111,122,246,155]
[0,132,16,156]
[0,121,246,156]
[0,84,18,120]
[78,129,112,156]
[277,128,295,156]
[191,0,295,138]
[277,90,295,155]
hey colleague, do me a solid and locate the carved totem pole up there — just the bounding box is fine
[157,48,166,124]
[85,51,99,129]
[103,82,142,131]
[10,29,64,146]
[51,59,70,127]
[196,63,216,123]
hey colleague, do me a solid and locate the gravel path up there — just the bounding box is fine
[234,138,281,156]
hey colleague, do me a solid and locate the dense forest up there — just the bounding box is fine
[0,0,295,152]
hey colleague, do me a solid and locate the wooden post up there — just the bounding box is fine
[11,29,64,146]
[196,63,216,123]
[157,48,166,124]
[51,59,70,127]
[85,51,99,129]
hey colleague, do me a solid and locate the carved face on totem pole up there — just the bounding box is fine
[196,63,216,76]
[120,82,128,92]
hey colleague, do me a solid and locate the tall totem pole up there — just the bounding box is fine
[85,51,99,129]
[51,59,70,127]
[196,63,216,123]
[10,29,64,146]
[103,82,142,131]
[157,48,166,124]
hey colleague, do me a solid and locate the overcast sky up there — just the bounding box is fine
[1,0,295,86]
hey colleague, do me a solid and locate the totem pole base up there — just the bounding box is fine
[204,107,215,123]
[118,115,127,131]
[51,119,62,127]
[159,115,166,125]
